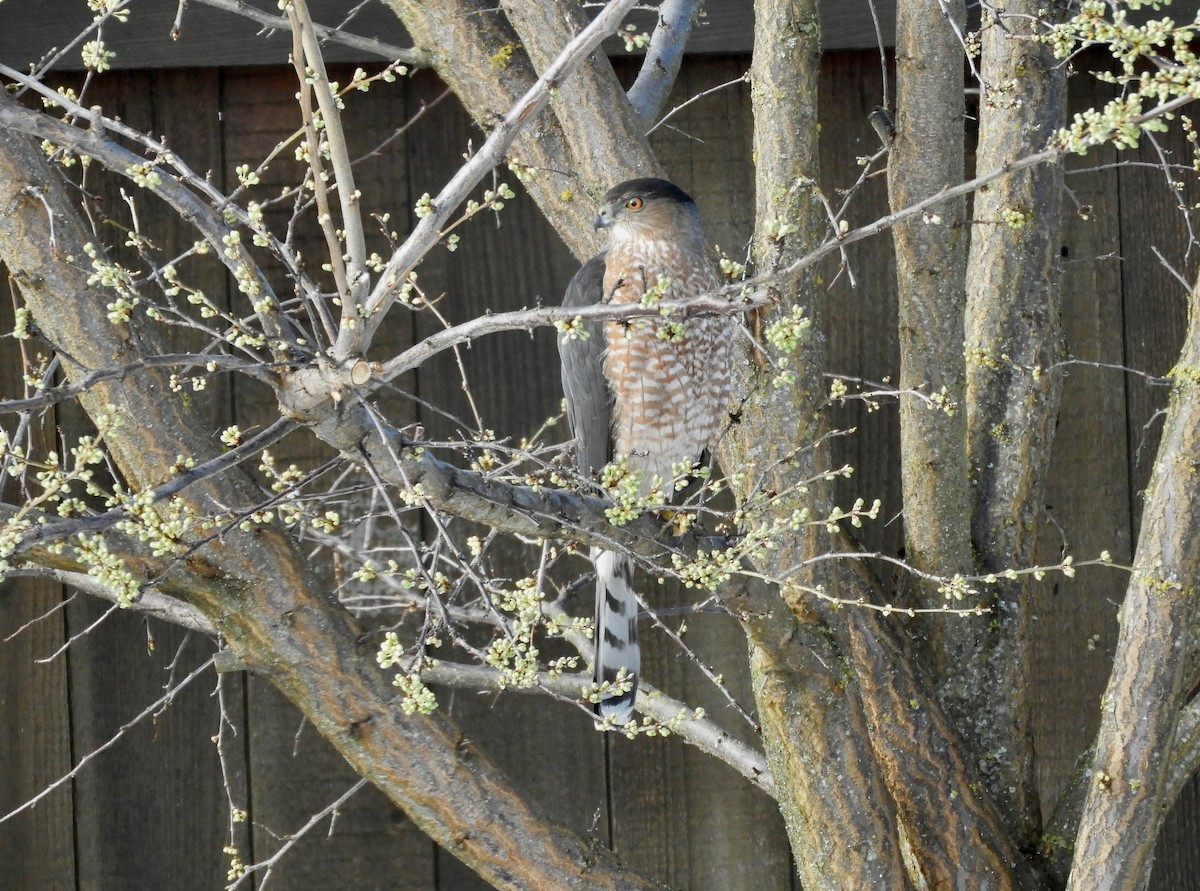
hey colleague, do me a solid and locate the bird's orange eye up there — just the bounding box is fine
[625,197,644,211]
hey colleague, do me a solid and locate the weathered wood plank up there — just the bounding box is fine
[0,279,76,888]
[65,607,233,888]
[0,579,76,890]
[1151,775,1200,891]
[1030,68,1129,812]
[42,68,240,891]
[1118,117,1197,529]
[818,51,904,562]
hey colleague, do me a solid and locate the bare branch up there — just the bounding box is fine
[0,86,292,350]
[7,568,215,635]
[378,289,763,382]
[416,660,775,796]
[1067,276,1200,891]
[288,0,370,323]
[1166,698,1200,814]
[646,70,749,136]
[16,417,295,551]
[0,353,268,413]
[230,779,370,889]
[626,0,705,127]
[188,0,426,64]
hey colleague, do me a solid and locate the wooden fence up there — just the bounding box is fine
[2,50,1200,889]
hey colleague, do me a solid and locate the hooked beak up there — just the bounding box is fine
[593,207,613,230]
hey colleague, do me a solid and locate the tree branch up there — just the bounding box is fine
[0,86,292,351]
[1066,274,1200,891]
[1166,697,1200,818]
[959,0,1071,844]
[6,568,215,635]
[417,659,775,796]
[7,514,773,797]
[715,1,914,887]
[626,0,705,127]
[0,353,268,413]
[288,0,370,327]
[888,0,973,591]
[187,0,427,65]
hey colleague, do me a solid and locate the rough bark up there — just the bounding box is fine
[499,0,663,183]
[960,0,1070,845]
[843,585,1042,891]
[887,0,1050,858]
[0,107,667,891]
[1066,277,1200,890]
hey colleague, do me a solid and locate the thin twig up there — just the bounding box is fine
[0,656,216,825]
[289,0,370,323]
[234,779,370,890]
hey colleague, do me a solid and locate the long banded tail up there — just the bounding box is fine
[593,548,639,724]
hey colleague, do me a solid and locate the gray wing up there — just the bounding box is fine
[559,252,611,478]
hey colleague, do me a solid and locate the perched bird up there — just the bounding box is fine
[559,177,733,725]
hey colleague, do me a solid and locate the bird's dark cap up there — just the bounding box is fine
[602,177,696,208]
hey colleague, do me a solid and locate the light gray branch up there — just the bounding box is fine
[627,0,705,127]
[288,0,370,323]
[378,289,765,382]
[418,660,776,796]
[10,568,217,635]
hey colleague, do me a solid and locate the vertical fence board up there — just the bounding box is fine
[397,69,615,891]
[242,677,434,889]
[627,55,793,891]
[0,275,75,889]
[0,578,75,890]
[1031,71,1129,812]
[1118,120,1196,523]
[819,52,904,561]
[65,609,230,888]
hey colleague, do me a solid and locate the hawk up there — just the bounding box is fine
[559,177,733,725]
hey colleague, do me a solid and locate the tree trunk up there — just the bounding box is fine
[1067,275,1200,890]
[962,0,1070,845]
[888,0,973,594]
